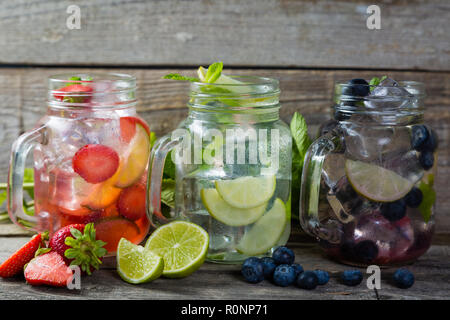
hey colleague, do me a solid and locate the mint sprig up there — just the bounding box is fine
[369,75,388,91]
[163,74,200,82]
[290,112,312,221]
[204,61,223,83]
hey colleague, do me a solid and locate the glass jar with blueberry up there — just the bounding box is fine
[300,78,437,267]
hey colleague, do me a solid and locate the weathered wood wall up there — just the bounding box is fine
[0,1,449,233]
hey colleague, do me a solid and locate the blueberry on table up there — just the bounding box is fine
[342,79,370,97]
[419,150,434,171]
[291,263,304,277]
[297,271,319,290]
[272,246,295,265]
[260,257,277,279]
[241,257,264,283]
[273,264,296,287]
[341,270,363,286]
[404,187,423,208]
[314,270,330,285]
[381,199,407,222]
[353,240,379,264]
[411,125,429,151]
[393,268,414,289]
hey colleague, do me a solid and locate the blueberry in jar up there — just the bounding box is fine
[404,187,423,208]
[241,257,264,283]
[260,257,277,279]
[272,246,295,265]
[393,268,414,289]
[341,270,363,286]
[297,271,319,290]
[313,270,330,285]
[419,150,434,170]
[342,79,370,97]
[353,240,379,263]
[381,199,407,222]
[411,125,429,151]
[273,264,296,287]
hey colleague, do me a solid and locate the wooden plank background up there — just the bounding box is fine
[0,1,449,234]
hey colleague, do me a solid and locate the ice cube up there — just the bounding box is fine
[365,78,414,109]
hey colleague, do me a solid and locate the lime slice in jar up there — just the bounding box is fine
[117,238,164,284]
[236,198,287,256]
[215,175,276,209]
[201,188,267,226]
[345,159,414,202]
[145,221,209,278]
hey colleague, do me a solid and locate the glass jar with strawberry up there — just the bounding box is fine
[8,73,151,254]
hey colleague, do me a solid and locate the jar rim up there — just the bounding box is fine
[48,73,137,109]
[190,75,279,95]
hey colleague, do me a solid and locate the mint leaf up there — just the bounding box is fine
[418,175,436,223]
[290,112,311,162]
[161,179,175,208]
[205,61,223,83]
[162,74,200,82]
[369,75,388,91]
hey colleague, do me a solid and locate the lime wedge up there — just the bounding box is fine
[236,198,287,255]
[197,66,243,85]
[116,238,164,284]
[215,175,276,209]
[345,159,414,202]
[201,188,267,226]
[145,221,209,278]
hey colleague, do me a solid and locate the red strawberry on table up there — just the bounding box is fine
[0,232,47,278]
[24,251,73,287]
[117,183,147,221]
[49,223,107,275]
[72,144,120,184]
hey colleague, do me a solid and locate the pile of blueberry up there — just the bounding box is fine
[241,247,329,290]
[241,246,415,290]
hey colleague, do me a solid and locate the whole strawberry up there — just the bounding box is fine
[0,232,47,278]
[49,223,107,275]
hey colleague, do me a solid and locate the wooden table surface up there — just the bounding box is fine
[0,224,449,300]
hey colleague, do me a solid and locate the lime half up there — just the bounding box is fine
[145,221,209,278]
[201,188,267,226]
[236,198,287,255]
[345,159,414,202]
[215,175,276,209]
[117,238,164,284]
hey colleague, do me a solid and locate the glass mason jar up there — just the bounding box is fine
[300,80,437,267]
[8,73,151,253]
[149,76,292,263]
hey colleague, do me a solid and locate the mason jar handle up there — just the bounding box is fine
[8,125,48,231]
[299,132,341,243]
[147,134,183,227]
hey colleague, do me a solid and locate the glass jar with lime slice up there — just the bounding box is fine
[149,71,292,263]
[300,78,437,267]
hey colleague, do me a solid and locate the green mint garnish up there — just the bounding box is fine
[369,75,388,91]
[204,61,223,83]
[163,74,200,82]
[418,174,436,223]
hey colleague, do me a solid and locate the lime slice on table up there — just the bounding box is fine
[201,188,267,226]
[236,198,287,256]
[345,159,414,202]
[215,175,276,209]
[117,238,164,284]
[145,221,209,278]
